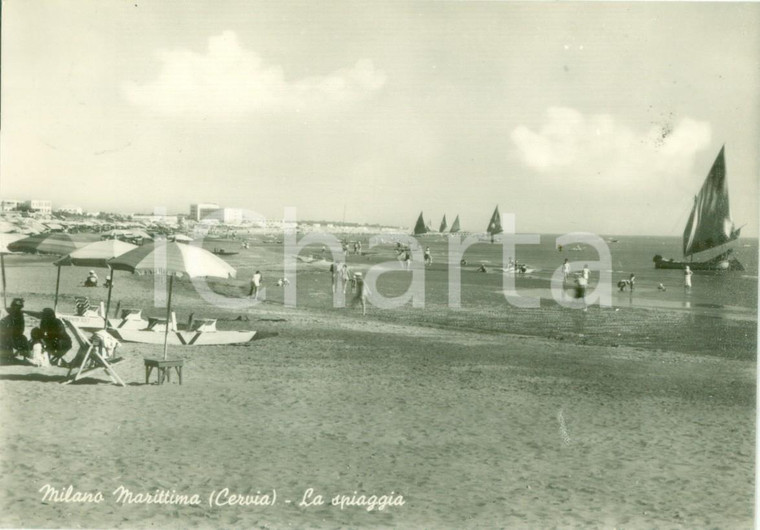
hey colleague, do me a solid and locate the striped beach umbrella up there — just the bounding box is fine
[109,242,236,359]
[53,240,138,316]
[7,232,100,255]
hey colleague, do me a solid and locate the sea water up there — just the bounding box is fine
[212,233,758,359]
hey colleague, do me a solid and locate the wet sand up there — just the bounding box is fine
[0,249,755,528]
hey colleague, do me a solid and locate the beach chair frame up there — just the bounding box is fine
[61,319,126,387]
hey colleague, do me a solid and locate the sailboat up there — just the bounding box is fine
[413,212,429,236]
[450,215,461,233]
[486,206,503,243]
[653,146,743,271]
[439,215,448,233]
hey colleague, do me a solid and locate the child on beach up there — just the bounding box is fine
[250,270,263,300]
[684,266,693,290]
[27,328,50,368]
[424,247,432,266]
[340,264,350,294]
[575,274,588,310]
[350,272,371,316]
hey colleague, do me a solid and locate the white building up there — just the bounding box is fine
[23,200,52,215]
[1,199,22,212]
[189,203,220,221]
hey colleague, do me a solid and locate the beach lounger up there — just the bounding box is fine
[61,319,126,387]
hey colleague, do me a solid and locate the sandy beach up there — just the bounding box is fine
[0,247,754,528]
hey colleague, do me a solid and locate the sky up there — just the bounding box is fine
[2,1,759,236]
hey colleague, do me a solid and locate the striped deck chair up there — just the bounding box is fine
[74,297,90,316]
[61,319,126,387]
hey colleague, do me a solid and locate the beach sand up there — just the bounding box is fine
[0,248,755,528]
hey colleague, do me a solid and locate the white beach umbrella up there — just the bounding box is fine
[109,242,236,359]
[53,239,138,321]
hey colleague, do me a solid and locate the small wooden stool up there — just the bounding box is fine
[144,358,184,385]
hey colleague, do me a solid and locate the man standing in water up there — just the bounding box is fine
[684,265,693,291]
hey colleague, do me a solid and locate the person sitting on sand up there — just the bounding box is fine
[104,276,112,288]
[26,328,50,368]
[40,308,72,367]
[350,272,371,316]
[0,298,29,361]
[657,283,667,291]
[477,264,487,273]
[84,270,98,287]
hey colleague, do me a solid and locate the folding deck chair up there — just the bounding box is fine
[61,319,126,386]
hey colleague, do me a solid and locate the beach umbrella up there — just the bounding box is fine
[8,233,100,311]
[109,241,236,359]
[0,233,26,310]
[53,240,138,318]
[7,232,100,255]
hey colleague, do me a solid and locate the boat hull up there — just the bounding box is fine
[653,254,744,271]
[112,329,257,345]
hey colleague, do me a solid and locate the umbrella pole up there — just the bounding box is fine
[54,265,62,311]
[163,274,174,360]
[104,268,114,330]
[1,254,6,311]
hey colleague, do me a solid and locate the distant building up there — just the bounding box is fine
[132,213,179,225]
[201,207,265,225]
[1,199,22,212]
[23,200,52,215]
[190,203,220,221]
[57,205,84,215]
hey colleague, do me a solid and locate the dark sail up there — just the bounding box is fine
[450,215,461,233]
[439,215,448,233]
[413,212,429,235]
[486,206,503,235]
[682,147,741,257]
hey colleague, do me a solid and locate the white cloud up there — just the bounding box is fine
[511,107,712,191]
[123,31,386,116]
